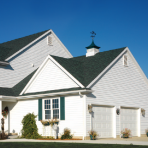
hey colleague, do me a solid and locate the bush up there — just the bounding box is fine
[21,113,42,139]
[46,136,54,139]
[61,128,73,140]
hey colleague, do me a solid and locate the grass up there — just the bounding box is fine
[0,142,148,148]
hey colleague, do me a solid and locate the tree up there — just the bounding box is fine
[21,113,41,139]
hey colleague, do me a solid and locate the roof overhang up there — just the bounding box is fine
[0,61,9,66]
[0,96,17,102]
[0,89,93,101]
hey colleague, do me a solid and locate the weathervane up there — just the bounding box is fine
[90,31,96,40]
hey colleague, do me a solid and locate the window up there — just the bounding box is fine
[44,98,59,120]
[47,36,52,45]
[123,55,128,66]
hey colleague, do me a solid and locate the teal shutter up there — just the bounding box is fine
[60,97,65,120]
[38,99,42,121]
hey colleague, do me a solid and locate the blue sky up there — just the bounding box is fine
[0,0,148,78]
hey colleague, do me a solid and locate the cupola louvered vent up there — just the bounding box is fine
[123,55,128,66]
[47,36,52,45]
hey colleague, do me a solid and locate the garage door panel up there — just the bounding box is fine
[92,106,114,138]
[121,108,138,137]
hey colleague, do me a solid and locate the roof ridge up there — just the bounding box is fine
[67,47,127,61]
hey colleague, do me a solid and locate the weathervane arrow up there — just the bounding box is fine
[90,31,96,40]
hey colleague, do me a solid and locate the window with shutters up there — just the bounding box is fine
[43,98,59,120]
[47,36,52,45]
[123,55,128,66]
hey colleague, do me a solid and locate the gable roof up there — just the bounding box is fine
[0,30,49,61]
[0,47,126,96]
[0,69,37,96]
[51,47,126,87]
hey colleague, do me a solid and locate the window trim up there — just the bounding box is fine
[42,97,60,120]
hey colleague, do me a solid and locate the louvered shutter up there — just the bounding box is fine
[60,97,65,120]
[38,99,42,121]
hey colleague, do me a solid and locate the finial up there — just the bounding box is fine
[90,31,96,40]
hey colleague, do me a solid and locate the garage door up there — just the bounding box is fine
[92,106,114,138]
[121,108,139,136]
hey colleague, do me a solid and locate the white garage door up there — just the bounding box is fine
[121,108,139,136]
[92,106,114,138]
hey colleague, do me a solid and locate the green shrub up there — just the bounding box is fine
[21,113,42,139]
[46,136,54,139]
[61,128,73,140]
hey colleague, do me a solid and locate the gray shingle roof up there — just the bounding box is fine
[0,30,49,61]
[51,47,126,87]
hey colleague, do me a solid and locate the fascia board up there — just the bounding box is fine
[50,30,73,58]
[17,89,93,100]
[49,55,85,88]
[20,55,50,95]
[0,96,17,102]
[126,48,148,87]
[5,29,52,61]
[87,47,128,88]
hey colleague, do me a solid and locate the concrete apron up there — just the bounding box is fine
[0,137,148,146]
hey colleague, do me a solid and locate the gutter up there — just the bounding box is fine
[0,89,93,101]
[17,89,93,100]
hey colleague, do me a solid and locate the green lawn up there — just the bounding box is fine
[0,142,147,148]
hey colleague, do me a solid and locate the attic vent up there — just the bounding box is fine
[47,36,52,45]
[123,55,128,66]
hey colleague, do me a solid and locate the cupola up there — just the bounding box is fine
[86,31,100,57]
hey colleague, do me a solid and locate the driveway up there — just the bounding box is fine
[0,137,148,146]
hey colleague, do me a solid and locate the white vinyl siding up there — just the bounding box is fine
[86,52,148,137]
[2,100,42,135]
[59,95,84,137]
[43,95,84,137]
[3,95,84,137]
[25,59,79,93]
[0,33,72,88]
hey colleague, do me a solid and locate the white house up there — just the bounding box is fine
[0,29,148,139]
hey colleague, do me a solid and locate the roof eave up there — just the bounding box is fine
[0,61,9,66]
[0,96,17,102]
[0,89,93,101]
[18,89,93,100]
